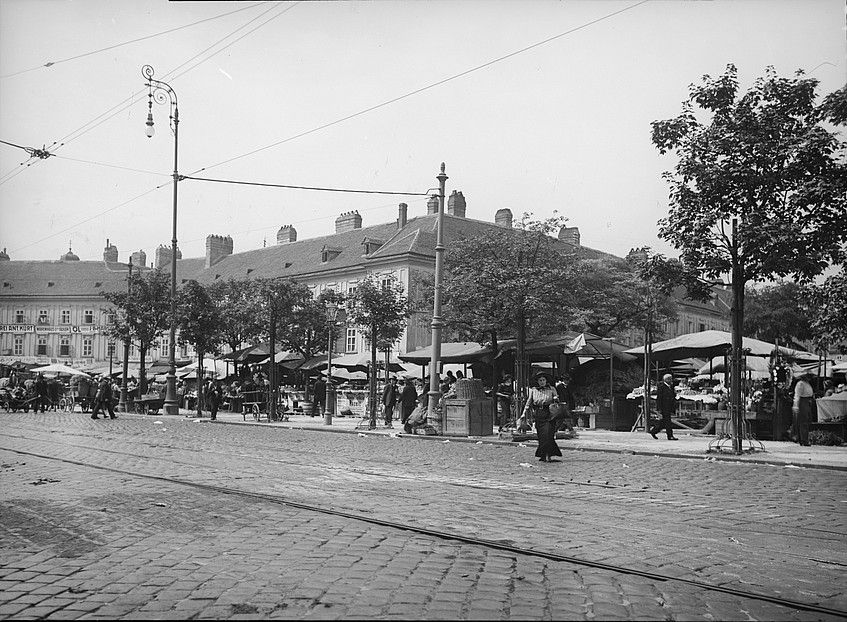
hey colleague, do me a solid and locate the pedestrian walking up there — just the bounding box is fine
[34,373,49,413]
[312,376,326,417]
[90,377,116,420]
[650,373,678,440]
[496,374,514,430]
[523,372,562,462]
[206,379,223,420]
[792,373,814,446]
[399,378,418,432]
[382,377,398,427]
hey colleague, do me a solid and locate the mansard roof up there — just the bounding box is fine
[0,260,133,297]
[179,213,614,285]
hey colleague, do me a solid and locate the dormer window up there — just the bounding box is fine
[361,237,384,255]
[321,245,342,263]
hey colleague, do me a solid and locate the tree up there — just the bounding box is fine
[744,281,812,349]
[651,65,847,451]
[207,279,265,375]
[101,269,171,394]
[256,278,311,420]
[346,275,409,428]
[803,269,847,353]
[176,281,223,418]
[277,289,343,369]
[439,213,580,408]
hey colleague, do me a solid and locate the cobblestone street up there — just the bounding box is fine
[1,411,845,620]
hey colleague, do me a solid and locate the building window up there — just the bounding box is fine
[13,335,24,356]
[60,309,71,324]
[347,285,357,297]
[59,337,70,357]
[346,328,357,353]
[160,336,170,356]
[37,336,47,356]
[380,277,391,290]
[129,344,137,358]
[15,309,25,324]
[82,338,93,358]
[38,309,49,325]
[107,342,116,357]
[84,310,94,324]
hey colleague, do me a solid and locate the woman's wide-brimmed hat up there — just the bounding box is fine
[533,371,554,384]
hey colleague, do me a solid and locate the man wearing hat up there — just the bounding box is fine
[650,373,678,440]
[91,376,116,420]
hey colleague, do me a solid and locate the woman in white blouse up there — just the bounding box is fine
[523,372,562,462]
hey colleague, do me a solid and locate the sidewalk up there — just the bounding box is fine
[171,408,847,471]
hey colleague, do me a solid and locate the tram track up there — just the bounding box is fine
[2,426,843,547]
[4,444,846,619]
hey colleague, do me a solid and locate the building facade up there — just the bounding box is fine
[1,195,733,368]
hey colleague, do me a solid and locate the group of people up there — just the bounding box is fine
[379,376,421,431]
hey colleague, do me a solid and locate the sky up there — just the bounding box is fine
[1,0,844,265]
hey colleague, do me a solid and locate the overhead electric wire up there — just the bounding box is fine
[9,187,161,254]
[190,0,650,177]
[0,1,292,194]
[51,2,290,155]
[51,154,169,177]
[9,0,645,252]
[181,175,431,196]
[0,2,270,79]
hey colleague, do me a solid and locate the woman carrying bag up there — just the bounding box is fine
[523,372,563,462]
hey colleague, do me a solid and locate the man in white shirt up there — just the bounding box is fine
[792,373,815,446]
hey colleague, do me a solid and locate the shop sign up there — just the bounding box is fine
[1,324,99,334]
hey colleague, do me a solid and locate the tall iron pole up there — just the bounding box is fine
[426,163,448,433]
[117,257,133,413]
[142,65,180,416]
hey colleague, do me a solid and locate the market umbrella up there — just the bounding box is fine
[697,355,772,379]
[30,363,89,377]
[399,342,494,365]
[331,352,406,373]
[625,330,819,362]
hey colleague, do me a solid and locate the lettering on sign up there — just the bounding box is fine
[1,325,99,334]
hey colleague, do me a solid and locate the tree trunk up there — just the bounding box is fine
[196,351,204,419]
[516,315,527,419]
[369,325,378,429]
[139,346,147,395]
[730,219,745,453]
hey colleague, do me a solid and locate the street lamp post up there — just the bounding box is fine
[426,163,448,434]
[325,301,340,426]
[142,64,180,416]
[604,337,615,416]
[117,256,133,413]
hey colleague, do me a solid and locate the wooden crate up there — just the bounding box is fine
[443,398,495,436]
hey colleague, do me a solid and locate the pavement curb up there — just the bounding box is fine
[202,415,847,472]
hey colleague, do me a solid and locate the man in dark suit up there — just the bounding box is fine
[382,377,398,427]
[91,377,116,420]
[312,377,326,417]
[650,373,678,440]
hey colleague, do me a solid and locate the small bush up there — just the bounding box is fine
[809,430,845,446]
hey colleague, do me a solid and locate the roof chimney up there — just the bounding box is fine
[447,190,466,218]
[103,239,118,262]
[155,244,182,269]
[426,194,439,215]
[558,226,581,247]
[277,225,297,244]
[335,211,362,233]
[495,208,513,228]
[130,249,147,268]
[397,203,408,229]
[205,235,234,268]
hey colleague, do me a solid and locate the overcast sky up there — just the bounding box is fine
[1,0,844,265]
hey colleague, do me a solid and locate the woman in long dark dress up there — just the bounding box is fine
[523,372,562,462]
